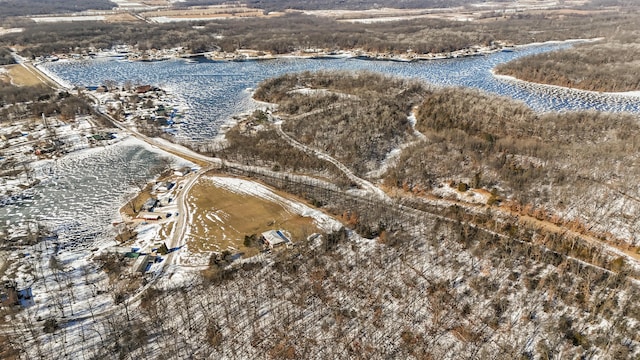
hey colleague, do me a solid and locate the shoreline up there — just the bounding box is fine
[31,61,74,90]
[38,38,596,67]
[491,70,640,99]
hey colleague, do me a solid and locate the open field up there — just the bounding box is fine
[185,176,319,255]
[304,0,592,23]
[140,4,282,22]
[3,64,53,86]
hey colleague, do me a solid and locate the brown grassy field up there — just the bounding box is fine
[140,5,275,21]
[5,64,53,87]
[186,178,318,255]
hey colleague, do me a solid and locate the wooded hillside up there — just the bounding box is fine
[254,71,426,175]
[495,41,640,92]
[253,71,640,247]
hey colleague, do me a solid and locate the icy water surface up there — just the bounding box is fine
[42,42,640,142]
[0,139,169,259]
[7,42,639,253]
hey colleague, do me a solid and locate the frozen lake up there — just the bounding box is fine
[0,139,177,260]
[4,41,640,257]
[42,42,640,142]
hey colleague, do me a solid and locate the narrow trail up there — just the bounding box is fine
[269,111,640,274]
[273,117,391,202]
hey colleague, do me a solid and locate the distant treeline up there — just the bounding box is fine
[0,0,116,18]
[168,0,636,11]
[495,41,640,92]
[181,0,474,11]
[2,11,640,57]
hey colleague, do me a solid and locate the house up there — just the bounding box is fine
[133,254,156,273]
[136,85,153,94]
[136,212,162,221]
[173,167,192,177]
[261,230,293,249]
[89,132,116,142]
[155,181,175,193]
[124,252,141,259]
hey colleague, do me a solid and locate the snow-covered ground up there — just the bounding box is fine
[207,176,342,232]
[1,135,193,350]
[3,37,639,357]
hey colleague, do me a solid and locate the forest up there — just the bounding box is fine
[2,11,640,58]
[253,71,426,175]
[5,124,639,358]
[181,0,474,11]
[0,0,116,18]
[495,41,640,92]
[250,71,640,250]
[0,48,15,65]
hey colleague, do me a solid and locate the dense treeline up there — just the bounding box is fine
[255,71,426,175]
[0,82,93,121]
[496,41,640,92]
[0,0,116,18]
[0,48,15,65]
[182,0,473,11]
[3,11,640,57]
[388,87,640,193]
[385,87,640,238]
[0,82,53,106]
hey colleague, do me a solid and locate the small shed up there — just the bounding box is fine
[173,167,192,177]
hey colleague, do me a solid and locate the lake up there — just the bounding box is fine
[41,42,640,143]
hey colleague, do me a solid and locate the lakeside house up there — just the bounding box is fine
[136,85,153,94]
[142,197,159,212]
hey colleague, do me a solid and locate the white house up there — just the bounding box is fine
[261,230,293,249]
